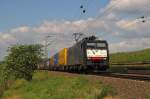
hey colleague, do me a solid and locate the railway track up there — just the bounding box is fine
[87,71,150,82]
[41,67,150,81]
[55,70,150,82]
[46,69,150,81]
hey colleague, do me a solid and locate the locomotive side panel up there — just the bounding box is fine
[67,42,84,66]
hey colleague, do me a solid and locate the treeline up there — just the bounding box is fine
[0,44,43,97]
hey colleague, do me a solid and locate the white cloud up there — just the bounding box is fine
[32,18,108,34]
[0,33,16,60]
[0,33,16,42]
[116,20,137,30]
[110,37,150,53]
[105,0,150,15]
[10,26,29,33]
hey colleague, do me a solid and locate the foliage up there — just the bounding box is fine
[2,71,117,99]
[4,44,43,81]
[0,63,14,98]
[0,61,4,65]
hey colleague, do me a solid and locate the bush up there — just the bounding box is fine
[5,44,43,81]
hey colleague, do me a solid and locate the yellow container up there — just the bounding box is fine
[58,48,68,66]
[49,56,54,66]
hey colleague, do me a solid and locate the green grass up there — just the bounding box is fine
[0,64,6,87]
[0,64,14,98]
[2,71,117,99]
[108,48,150,72]
[0,64,5,97]
[110,48,150,64]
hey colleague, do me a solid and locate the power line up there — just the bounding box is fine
[78,0,89,19]
[76,0,121,38]
[96,0,120,19]
[77,0,121,38]
[70,0,92,40]
[117,16,147,31]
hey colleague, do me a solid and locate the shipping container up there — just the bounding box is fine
[58,48,68,66]
[54,54,58,65]
[50,56,54,66]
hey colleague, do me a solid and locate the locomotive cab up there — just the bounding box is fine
[83,39,109,70]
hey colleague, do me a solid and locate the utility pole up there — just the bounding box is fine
[43,35,55,68]
[44,35,53,59]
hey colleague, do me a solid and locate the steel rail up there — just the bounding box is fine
[87,72,150,82]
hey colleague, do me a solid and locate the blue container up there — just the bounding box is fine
[54,54,58,65]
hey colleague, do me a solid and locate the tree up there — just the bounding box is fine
[5,44,43,81]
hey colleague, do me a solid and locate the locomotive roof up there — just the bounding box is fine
[69,35,108,49]
[80,35,107,43]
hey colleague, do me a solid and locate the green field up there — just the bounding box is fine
[108,48,150,72]
[2,71,116,99]
[110,48,150,64]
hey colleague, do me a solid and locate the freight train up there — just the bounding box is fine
[47,36,109,72]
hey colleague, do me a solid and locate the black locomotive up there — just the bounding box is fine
[49,36,109,72]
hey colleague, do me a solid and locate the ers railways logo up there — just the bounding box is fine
[86,49,107,58]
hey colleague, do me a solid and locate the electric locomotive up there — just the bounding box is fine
[49,36,109,71]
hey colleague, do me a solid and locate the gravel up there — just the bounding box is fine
[87,75,150,99]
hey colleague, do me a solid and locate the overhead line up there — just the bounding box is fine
[96,0,120,19]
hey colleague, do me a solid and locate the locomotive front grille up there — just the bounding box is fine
[86,60,107,66]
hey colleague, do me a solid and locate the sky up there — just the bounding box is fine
[0,0,109,31]
[0,0,150,60]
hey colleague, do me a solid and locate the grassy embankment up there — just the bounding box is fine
[109,48,150,73]
[2,71,117,99]
[110,48,150,64]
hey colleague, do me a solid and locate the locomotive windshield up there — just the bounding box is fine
[87,43,95,47]
[86,41,108,60]
[97,43,106,48]
[87,42,106,48]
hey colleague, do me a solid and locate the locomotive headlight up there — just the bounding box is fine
[103,58,107,60]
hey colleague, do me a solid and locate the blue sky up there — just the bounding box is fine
[0,0,150,60]
[0,0,109,31]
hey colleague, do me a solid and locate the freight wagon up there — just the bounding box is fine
[49,36,109,71]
